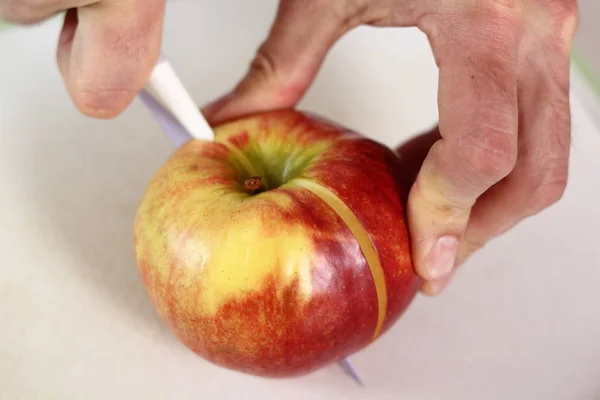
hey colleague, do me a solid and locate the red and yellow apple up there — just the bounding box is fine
[133,109,421,377]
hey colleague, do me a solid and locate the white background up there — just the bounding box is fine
[1,1,600,399]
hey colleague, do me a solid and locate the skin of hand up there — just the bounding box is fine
[200,0,579,295]
[0,0,166,118]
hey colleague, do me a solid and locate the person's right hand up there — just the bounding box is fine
[1,0,166,118]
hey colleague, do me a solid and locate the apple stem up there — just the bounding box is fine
[244,176,264,193]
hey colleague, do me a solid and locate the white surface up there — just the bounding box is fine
[1,1,600,399]
[574,0,600,82]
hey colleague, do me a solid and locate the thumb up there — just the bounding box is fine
[57,0,165,118]
[202,0,346,124]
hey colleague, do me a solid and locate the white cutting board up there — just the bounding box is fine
[1,1,600,399]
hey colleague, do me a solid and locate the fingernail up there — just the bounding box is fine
[424,236,459,279]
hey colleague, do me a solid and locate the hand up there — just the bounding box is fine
[1,0,166,118]
[202,0,578,295]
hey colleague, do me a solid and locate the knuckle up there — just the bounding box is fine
[239,45,289,97]
[248,46,278,83]
[460,124,518,181]
[242,44,306,103]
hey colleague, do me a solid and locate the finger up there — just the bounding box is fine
[56,0,165,118]
[202,0,349,124]
[0,0,94,24]
[411,8,521,288]
[455,11,576,266]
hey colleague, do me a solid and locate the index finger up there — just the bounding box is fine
[410,6,521,286]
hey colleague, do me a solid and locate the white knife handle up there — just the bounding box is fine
[145,55,215,141]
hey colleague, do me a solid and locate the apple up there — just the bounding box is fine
[133,109,421,377]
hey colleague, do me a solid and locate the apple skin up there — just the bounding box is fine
[134,109,421,377]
